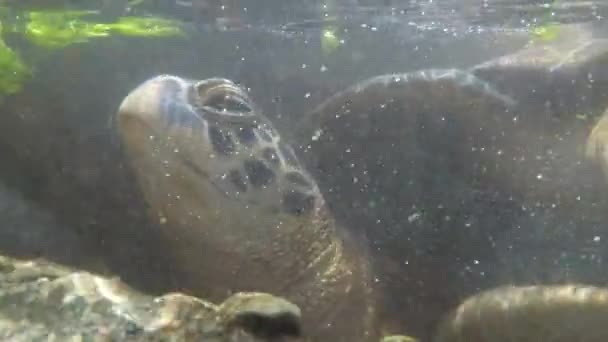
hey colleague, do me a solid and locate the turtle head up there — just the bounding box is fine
[117,74,323,221]
[116,75,334,293]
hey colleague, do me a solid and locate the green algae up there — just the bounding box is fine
[23,10,183,49]
[0,7,184,97]
[106,16,184,37]
[531,23,562,43]
[0,41,31,94]
[24,10,110,48]
[321,26,340,56]
[0,22,31,96]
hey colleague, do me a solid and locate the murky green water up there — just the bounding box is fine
[0,1,607,341]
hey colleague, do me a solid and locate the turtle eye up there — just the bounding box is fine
[192,78,257,123]
[205,94,252,114]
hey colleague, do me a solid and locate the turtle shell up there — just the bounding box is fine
[295,64,608,338]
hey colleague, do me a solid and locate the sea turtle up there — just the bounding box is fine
[290,22,608,338]
[115,22,608,341]
[114,72,608,341]
[116,75,379,341]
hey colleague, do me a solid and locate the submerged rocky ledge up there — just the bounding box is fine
[0,254,303,341]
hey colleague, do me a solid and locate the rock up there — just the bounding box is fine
[380,335,419,342]
[434,285,608,342]
[0,254,303,341]
[218,293,302,341]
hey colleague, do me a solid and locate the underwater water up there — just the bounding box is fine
[0,1,608,341]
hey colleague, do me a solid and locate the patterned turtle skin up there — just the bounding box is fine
[116,75,377,341]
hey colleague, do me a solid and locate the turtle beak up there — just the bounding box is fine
[117,75,189,159]
[118,75,219,178]
[118,75,180,132]
[119,74,207,140]
[118,79,158,156]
